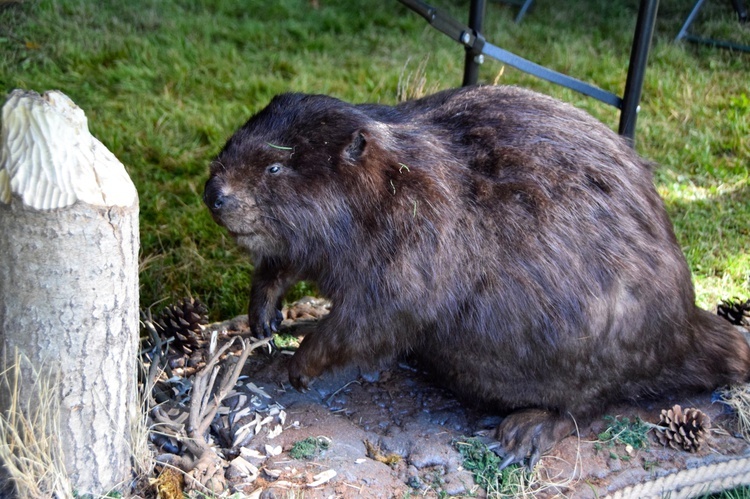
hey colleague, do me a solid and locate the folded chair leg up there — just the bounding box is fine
[676,0,707,41]
[515,0,534,23]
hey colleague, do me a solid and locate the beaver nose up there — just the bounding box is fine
[203,177,231,213]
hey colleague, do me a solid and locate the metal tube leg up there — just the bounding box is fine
[462,0,487,86]
[618,0,660,143]
[731,0,748,22]
[515,0,534,23]
[676,0,707,40]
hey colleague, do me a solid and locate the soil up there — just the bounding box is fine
[151,300,750,498]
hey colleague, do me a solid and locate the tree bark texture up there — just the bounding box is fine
[0,90,139,495]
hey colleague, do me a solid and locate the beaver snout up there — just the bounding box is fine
[204,176,236,215]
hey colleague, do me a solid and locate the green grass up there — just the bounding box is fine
[1,0,748,319]
[596,415,651,457]
[706,488,750,499]
[288,436,330,460]
[454,437,533,497]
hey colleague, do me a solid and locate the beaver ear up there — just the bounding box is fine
[343,129,367,164]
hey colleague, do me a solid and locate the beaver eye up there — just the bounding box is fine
[267,164,282,175]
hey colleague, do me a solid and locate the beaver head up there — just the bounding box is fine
[203,93,405,261]
[204,92,452,273]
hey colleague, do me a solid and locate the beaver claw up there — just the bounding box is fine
[287,342,327,392]
[490,440,543,470]
[288,360,311,392]
[289,372,311,392]
[250,307,283,338]
[492,409,576,469]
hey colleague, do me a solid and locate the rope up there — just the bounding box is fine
[606,456,750,499]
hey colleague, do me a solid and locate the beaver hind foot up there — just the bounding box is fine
[493,409,577,469]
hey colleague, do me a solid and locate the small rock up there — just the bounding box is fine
[380,434,412,458]
[407,474,424,490]
[408,442,461,471]
[608,457,623,472]
[360,369,381,382]
[441,469,474,496]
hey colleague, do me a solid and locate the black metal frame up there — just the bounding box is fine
[675,0,749,52]
[397,0,660,142]
[501,0,535,23]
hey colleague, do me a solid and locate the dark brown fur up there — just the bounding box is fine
[204,85,750,466]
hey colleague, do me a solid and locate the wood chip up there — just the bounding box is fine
[230,456,259,478]
[232,406,253,421]
[264,468,283,478]
[267,424,283,439]
[240,447,266,460]
[265,444,282,457]
[245,382,272,399]
[232,416,260,447]
[308,469,336,487]
[256,415,273,435]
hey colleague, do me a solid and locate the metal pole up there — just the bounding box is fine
[618,0,659,143]
[731,0,748,22]
[515,0,534,24]
[676,0,707,41]
[462,0,486,86]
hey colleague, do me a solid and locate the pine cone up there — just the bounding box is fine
[717,297,750,326]
[154,298,209,353]
[655,404,710,452]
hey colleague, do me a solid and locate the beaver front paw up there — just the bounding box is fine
[248,303,283,338]
[492,409,576,469]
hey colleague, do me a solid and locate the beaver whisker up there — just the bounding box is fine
[260,213,298,231]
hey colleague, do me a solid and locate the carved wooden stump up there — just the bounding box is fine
[0,90,139,495]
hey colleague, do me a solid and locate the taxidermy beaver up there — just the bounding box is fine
[204,85,750,467]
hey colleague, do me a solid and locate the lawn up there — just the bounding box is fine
[1,0,748,321]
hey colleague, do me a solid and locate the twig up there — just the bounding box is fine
[149,334,273,479]
[140,309,173,409]
[325,379,361,406]
[186,336,273,453]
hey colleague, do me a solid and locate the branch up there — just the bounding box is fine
[148,334,273,489]
[186,336,272,449]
